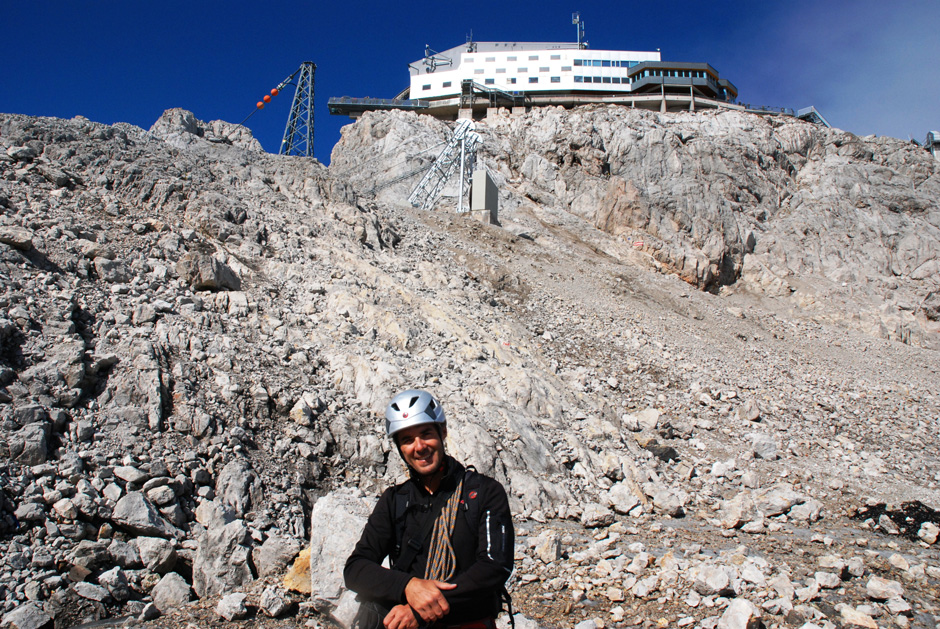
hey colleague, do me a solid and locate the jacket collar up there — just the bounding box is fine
[409,455,464,496]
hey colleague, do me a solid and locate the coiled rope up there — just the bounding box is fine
[424,477,464,581]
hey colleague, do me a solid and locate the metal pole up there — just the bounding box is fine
[458,135,467,213]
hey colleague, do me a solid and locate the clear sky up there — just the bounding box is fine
[2,1,938,164]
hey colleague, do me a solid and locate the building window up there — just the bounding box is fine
[602,77,612,83]
[443,81,452,87]
[612,77,621,84]
[529,55,538,60]
[496,68,506,73]
[539,67,549,72]
[574,59,583,66]
[550,76,561,83]
[422,84,431,90]
[508,77,517,84]
[602,60,611,67]
[529,77,538,83]
[474,69,484,75]
[508,56,517,61]
[592,60,602,67]
[465,57,474,63]
[574,76,583,83]
[518,67,527,72]
[485,57,495,62]
[485,78,495,85]
[550,54,561,60]
[562,66,572,72]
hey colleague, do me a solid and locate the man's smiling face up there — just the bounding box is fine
[396,423,446,477]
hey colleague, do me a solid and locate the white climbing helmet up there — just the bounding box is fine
[384,389,446,438]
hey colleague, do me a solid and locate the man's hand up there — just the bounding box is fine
[404,577,457,622]
[383,604,420,629]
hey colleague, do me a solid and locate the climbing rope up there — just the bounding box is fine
[424,477,464,581]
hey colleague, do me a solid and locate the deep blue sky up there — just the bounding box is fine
[2,1,938,164]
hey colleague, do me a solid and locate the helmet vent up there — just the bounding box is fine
[409,396,419,408]
[428,400,436,410]
[391,403,400,411]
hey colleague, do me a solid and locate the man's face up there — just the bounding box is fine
[396,424,446,477]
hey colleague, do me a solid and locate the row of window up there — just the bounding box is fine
[573,59,639,68]
[468,54,564,63]
[633,69,713,80]
[422,75,611,90]
[473,66,574,75]
[574,76,631,84]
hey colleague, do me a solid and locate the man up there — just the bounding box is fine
[345,389,514,629]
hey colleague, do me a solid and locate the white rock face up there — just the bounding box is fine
[333,107,940,349]
[0,107,938,628]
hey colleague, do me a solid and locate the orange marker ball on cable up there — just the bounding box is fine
[263,95,272,103]
[271,88,279,96]
[256,102,264,109]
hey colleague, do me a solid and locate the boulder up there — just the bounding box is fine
[216,593,249,621]
[253,535,303,578]
[97,567,131,602]
[0,226,34,251]
[308,488,375,611]
[0,602,53,629]
[215,459,263,517]
[192,519,254,598]
[4,422,50,466]
[151,572,192,612]
[110,492,180,538]
[176,253,241,291]
[132,536,177,573]
[580,503,615,528]
[717,598,760,629]
[260,586,289,618]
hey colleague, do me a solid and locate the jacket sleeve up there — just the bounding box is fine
[444,478,515,607]
[344,487,414,604]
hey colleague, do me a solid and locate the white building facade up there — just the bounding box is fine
[408,42,662,100]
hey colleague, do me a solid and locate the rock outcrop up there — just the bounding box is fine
[0,107,937,628]
[333,107,940,349]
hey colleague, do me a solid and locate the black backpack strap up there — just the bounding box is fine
[392,487,454,573]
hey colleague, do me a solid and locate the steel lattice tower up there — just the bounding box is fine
[279,62,316,157]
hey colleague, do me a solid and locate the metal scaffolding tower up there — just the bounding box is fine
[408,120,481,212]
[279,62,316,157]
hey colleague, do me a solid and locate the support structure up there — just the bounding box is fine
[280,62,316,157]
[408,120,481,212]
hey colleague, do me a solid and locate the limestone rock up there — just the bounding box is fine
[176,253,241,291]
[151,572,192,612]
[253,535,303,578]
[132,536,177,573]
[260,586,289,618]
[717,598,760,629]
[580,503,615,528]
[309,488,374,608]
[215,459,263,516]
[192,519,254,598]
[216,593,249,621]
[0,226,34,251]
[0,602,53,629]
[111,492,180,538]
[865,576,903,600]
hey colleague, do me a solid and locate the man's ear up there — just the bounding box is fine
[439,425,448,441]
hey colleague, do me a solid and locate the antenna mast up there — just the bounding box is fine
[572,12,587,49]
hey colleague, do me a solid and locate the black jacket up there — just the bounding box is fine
[344,457,514,623]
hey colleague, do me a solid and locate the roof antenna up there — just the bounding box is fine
[572,12,588,49]
[466,30,477,52]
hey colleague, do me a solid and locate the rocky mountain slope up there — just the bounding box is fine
[0,107,938,629]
